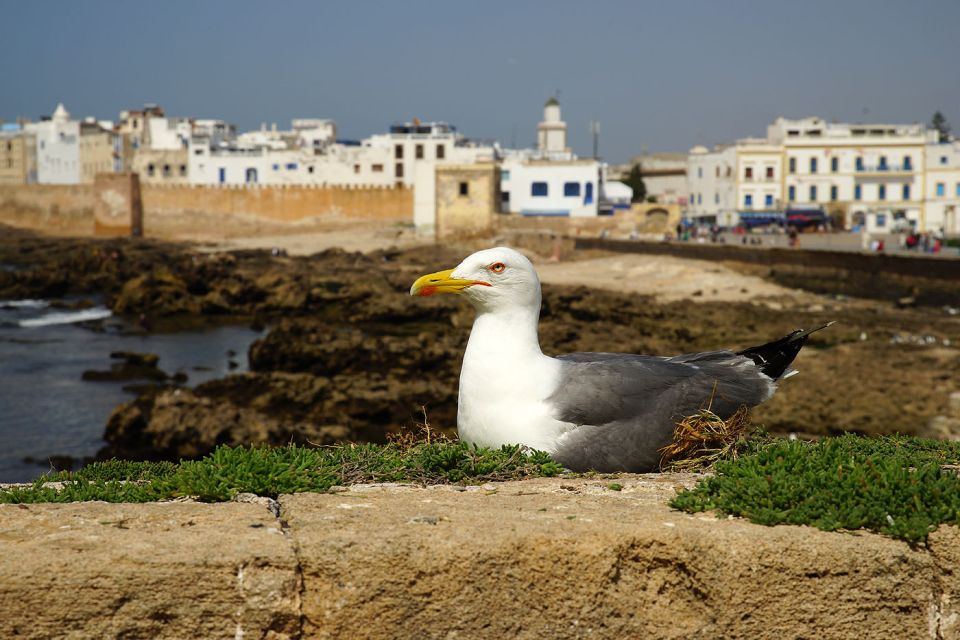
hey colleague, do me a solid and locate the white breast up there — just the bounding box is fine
[455,312,570,453]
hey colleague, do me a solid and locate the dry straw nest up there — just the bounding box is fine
[660,404,755,472]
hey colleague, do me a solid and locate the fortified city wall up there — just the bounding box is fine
[0,181,413,238]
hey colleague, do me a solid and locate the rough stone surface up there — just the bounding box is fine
[0,501,300,639]
[282,476,949,640]
[2,476,960,638]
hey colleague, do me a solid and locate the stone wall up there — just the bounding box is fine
[0,183,95,235]
[435,164,499,239]
[0,181,413,237]
[93,172,143,237]
[2,477,959,639]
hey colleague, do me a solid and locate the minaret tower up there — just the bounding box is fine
[537,96,568,155]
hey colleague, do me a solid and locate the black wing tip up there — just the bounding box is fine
[739,321,837,379]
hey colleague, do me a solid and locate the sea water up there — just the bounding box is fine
[0,299,264,482]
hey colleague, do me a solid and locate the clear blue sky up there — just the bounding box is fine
[2,0,958,163]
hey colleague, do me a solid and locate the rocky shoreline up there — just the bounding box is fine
[2,226,959,465]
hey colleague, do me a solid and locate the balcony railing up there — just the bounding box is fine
[855,164,913,173]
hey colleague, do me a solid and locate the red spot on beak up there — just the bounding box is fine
[418,286,438,296]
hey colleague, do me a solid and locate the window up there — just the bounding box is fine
[585,183,594,204]
[698,167,703,178]
[353,164,360,174]
[903,156,912,170]
[194,148,204,155]
[936,182,945,197]
[766,166,774,179]
[879,156,888,170]
[876,213,887,227]
[957,183,960,197]
[830,157,838,173]
[179,164,186,176]
[744,194,753,207]
[436,144,445,159]
[788,157,796,173]
[809,185,817,201]
[765,194,773,207]
[162,164,171,177]
[809,158,817,173]
[878,184,886,201]
[501,170,510,180]
[531,182,548,197]
[395,144,403,159]
[830,185,838,201]
[147,163,155,176]
[903,184,911,200]
[308,166,315,174]
[563,182,580,197]
[272,164,279,171]
[941,156,948,166]
[788,185,796,201]
[395,162,404,178]
[697,193,702,204]
[856,157,864,171]
[245,168,257,184]
[286,163,297,170]
[416,144,424,159]
[744,167,753,180]
[372,164,383,173]
[715,167,719,177]
[458,182,468,196]
[218,167,226,184]
[854,185,862,200]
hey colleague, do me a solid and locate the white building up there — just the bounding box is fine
[500,158,602,217]
[687,116,938,231]
[26,103,81,184]
[363,120,494,187]
[687,145,737,226]
[770,117,931,232]
[925,141,960,235]
[146,117,192,150]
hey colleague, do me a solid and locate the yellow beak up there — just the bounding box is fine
[410,268,491,296]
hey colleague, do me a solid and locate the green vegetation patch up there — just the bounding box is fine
[671,434,960,543]
[0,442,563,504]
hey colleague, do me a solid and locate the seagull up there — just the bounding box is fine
[410,247,830,472]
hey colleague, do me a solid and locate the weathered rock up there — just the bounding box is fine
[282,476,950,639]
[4,477,954,639]
[0,501,300,639]
[100,386,292,460]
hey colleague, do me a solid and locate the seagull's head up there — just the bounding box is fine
[410,247,541,313]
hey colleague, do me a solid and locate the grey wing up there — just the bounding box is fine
[547,351,775,472]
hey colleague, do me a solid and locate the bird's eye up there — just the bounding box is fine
[489,262,506,273]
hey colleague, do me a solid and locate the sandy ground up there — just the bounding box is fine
[206,229,814,306]
[535,253,818,304]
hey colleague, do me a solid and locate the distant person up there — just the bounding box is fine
[676,223,683,240]
[788,228,800,248]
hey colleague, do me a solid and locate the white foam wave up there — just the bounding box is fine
[19,307,113,328]
[1,299,50,309]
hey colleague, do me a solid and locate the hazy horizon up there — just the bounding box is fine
[2,0,958,163]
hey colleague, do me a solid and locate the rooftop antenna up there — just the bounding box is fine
[590,119,600,159]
